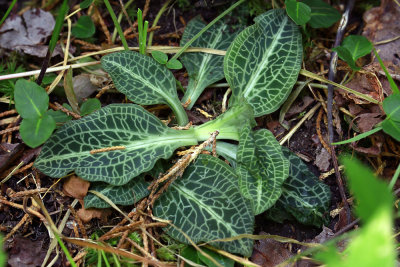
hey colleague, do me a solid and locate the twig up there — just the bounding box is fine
[327,0,356,225]
[0,126,19,135]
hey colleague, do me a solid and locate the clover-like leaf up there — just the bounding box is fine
[101,51,188,125]
[225,9,302,116]
[154,154,254,257]
[34,104,197,185]
[302,0,341,28]
[14,79,49,119]
[285,0,311,25]
[72,15,95,38]
[84,175,150,208]
[266,147,331,226]
[180,17,240,109]
[20,114,56,148]
[236,125,289,215]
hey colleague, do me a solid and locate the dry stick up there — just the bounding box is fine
[4,213,30,241]
[0,197,46,222]
[0,126,19,135]
[118,0,136,39]
[0,109,17,118]
[327,0,356,225]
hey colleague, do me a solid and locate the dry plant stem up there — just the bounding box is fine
[0,197,46,221]
[73,39,102,50]
[279,103,321,145]
[118,0,135,40]
[1,161,24,185]
[0,126,19,135]
[8,187,49,199]
[52,102,81,119]
[316,107,331,153]
[327,0,356,225]
[4,213,30,241]
[13,162,34,175]
[0,109,17,118]
[69,205,87,238]
[94,6,112,44]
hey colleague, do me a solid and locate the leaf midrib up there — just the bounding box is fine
[43,133,196,162]
[242,15,288,98]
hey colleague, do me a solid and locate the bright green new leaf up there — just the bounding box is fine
[266,147,331,226]
[197,247,234,267]
[285,0,311,25]
[180,246,202,266]
[316,157,395,267]
[72,15,96,38]
[151,51,168,64]
[80,98,101,116]
[342,35,373,61]
[382,94,400,141]
[20,114,56,148]
[84,175,150,208]
[225,9,302,116]
[302,0,341,28]
[34,104,198,185]
[180,17,240,109]
[14,79,49,119]
[166,59,183,70]
[236,125,289,215]
[101,51,188,126]
[154,154,254,257]
[332,46,359,70]
[333,35,372,71]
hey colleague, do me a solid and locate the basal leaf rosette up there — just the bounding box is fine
[154,154,254,257]
[224,9,302,116]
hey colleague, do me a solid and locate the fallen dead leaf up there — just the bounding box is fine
[62,175,90,200]
[73,74,102,103]
[341,71,384,104]
[251,232,293,267]
[0,8,73,57]
[363,0,400,67]
[77,207,111,223]
[314,148,331,172]
[7,236,47,267]
[285,96,315,119]
[0,143,23,174]
[356,113,383,133]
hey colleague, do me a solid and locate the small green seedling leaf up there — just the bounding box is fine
[80,0,93,9]
[285,0,311,25]
[180,17,241,109]
[47,109,72,126]
[302,0,341,28]
[180,246,202,266]
[72,15,96,38]
[14,79,49,119]
[266,147,331,226]
[154,154,254,256]
[236,125,289,215]
[333,35,372,71]
[34,104,198,185]
[84,175,150,208]
[20,114,56,148]
[225,9,302,116]
[42,73,57,85]
[151,51,168,65]
[165,59,183,70]
[80,98,101,116]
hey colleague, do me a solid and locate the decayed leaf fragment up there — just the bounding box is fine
[63,175,90,200]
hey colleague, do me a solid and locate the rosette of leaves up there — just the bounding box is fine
[179,17,240,109]
[35,8,304,256]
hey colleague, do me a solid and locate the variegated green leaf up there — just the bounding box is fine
[154,154,254,257]
[34,104,197,185]
[101,51,188,125]
[84,175,150,208]
[225,9,302,116]
[266,147,331,226]
[236,125,289,215]
[180,17,239,109]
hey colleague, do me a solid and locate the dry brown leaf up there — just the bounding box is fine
[285,96,315,119]
[341,71,384,104]
[314,148,331,172]
[356,113,383,133]
[62,175,90,200]
[7,237,47,267]
[251,232,293,267]
[0,143,23,174]
[363,0,400,67]
[77,207,111,223]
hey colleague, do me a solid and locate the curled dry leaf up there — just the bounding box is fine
[77,207,111,223]
[341,71,384,104]
[356,113,383,133]
[251,232,293,267]
[63,175,90,200]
